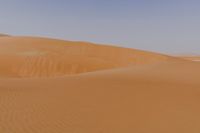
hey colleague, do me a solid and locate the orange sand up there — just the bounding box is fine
[0,36,200,133]
[0,36,179,78]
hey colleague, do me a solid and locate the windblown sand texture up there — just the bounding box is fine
[0,36,200,133]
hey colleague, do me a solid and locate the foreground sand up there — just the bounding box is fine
[0,36,200,133]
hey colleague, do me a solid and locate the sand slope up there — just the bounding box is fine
[0,36,200,133]
[0,36,178,78]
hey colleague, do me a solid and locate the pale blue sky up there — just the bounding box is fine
[0,0,200,54]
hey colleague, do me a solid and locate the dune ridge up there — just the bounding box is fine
[0,36,180,78]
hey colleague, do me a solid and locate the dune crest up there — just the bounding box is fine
[0,36,179,78]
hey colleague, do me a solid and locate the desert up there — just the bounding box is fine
[0,35,200,133]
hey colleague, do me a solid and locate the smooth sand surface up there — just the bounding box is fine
[0,36,200,133]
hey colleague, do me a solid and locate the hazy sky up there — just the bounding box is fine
[0,0,200,54]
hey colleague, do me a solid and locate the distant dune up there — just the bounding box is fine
[0,33,10,37]
[180,56,200,62]
[0,36,200,133]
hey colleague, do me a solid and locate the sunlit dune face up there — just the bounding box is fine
[0,37,176,78]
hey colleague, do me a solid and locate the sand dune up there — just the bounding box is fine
[0,36,200,133]
[0,36,179,78]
